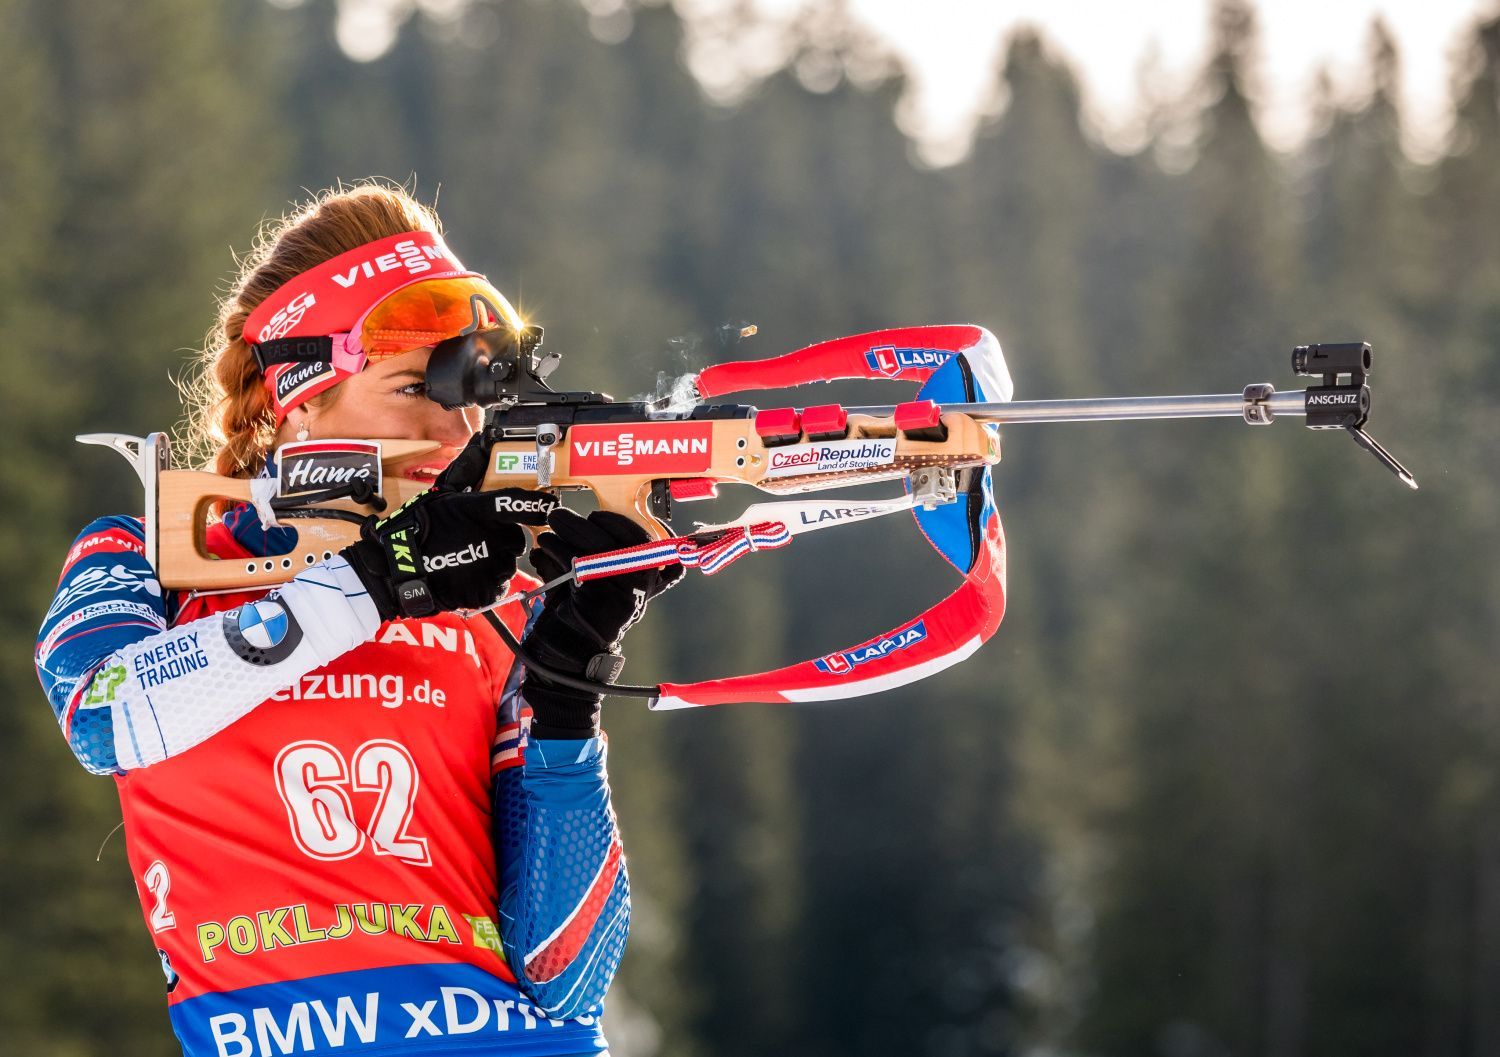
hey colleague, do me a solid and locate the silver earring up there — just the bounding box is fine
[296,422,309,442]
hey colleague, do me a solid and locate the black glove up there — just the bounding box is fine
[432,428,493,492]
[342,487,554,621]
[522,509,683,739]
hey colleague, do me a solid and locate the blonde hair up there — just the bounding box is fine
[180,181,444,478]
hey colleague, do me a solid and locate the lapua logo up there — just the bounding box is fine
[570,422,714,475]
[814,621,928,675]
[865,346,951,377]
[330,238,445,288]
[277,440,381,499]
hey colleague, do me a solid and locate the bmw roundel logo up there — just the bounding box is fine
[223,597,303,665]
[238,600,289,649]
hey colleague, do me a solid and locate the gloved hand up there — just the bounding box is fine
[523,509,683,739]
[342,487,555,622]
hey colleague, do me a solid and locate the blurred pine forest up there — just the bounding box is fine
[3,0,1496,1054]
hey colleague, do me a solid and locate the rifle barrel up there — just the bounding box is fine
[846,389,1307,425]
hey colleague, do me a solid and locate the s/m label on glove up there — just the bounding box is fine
[342,488,556,621]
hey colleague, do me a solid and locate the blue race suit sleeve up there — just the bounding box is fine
[36,517,169,773]
[492,730,631,1020]
[37,516,380,774]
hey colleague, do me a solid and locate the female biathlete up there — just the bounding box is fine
[34,185,675,1057]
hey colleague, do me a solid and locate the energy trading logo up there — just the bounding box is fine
[814,621,928,675]
[493,451,541,475]
[865,346,951,377]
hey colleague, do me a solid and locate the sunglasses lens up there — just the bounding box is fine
[360,278,521,358]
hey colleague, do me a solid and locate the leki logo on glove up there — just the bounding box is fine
[814,620,928,675]
[422,541,489,572]
[569,422,713,474]
[388,529,417,574]
[864,346,951,377]
[277,440,381,499]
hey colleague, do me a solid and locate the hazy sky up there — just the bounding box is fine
[336,0,1499,164]
[826,0,1495,162]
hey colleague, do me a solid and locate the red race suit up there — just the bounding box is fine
[36,505,629,1057]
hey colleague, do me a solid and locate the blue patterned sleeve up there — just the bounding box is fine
[492,729,631,1020]
[38,516,382,775]
[35,517,169,774]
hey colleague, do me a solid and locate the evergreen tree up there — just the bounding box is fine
[1415,15,1500,1057]
[11,2,1498,1055]
[1080,4,1314,1054]
[0,0,280,1052]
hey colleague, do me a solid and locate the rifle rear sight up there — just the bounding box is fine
[426,324,614,411]
[1283,341,1411,486]
[1292,342,1371,429]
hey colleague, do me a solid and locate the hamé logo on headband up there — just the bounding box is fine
[275,359,333,404]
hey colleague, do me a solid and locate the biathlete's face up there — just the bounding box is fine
[282,346,480,483]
